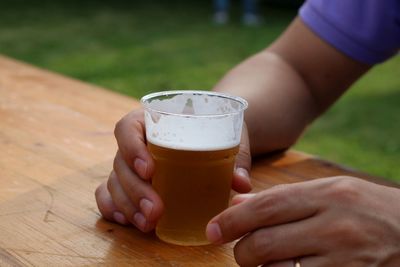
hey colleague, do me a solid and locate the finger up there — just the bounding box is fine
[113,151,163,229]
[262,256,327,267]
[231,193,255,206]
[95,181,125,223]
[232,123,252,193]
[107,171,140,227]
[114,109,155,180]
[234,217,322,266]
[232,168,252,193]
[206,182,319,243]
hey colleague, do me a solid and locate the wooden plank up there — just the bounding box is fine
[0,55,397,266]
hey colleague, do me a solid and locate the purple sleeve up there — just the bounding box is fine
[299,0,400,65]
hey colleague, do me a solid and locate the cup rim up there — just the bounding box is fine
[140,90,248,118]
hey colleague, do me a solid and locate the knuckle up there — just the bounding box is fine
[269,183,290,194]
[249,231,273,262]
[326,218,365,247]
[107,172,117,192]
[249,185,296,224]
[334,218,359,236]
[328,176,360,202]
[113,157,118,173]
[218,212,237,236]
[232,220,276,265]
[126,179,145,204]
[257,195,280,216]
[114,116,127,138]
[106,172,138,218]
[113,152,127,173]
[119,199,135,217]
[94,184,103,199]
[233,246,247,267]
[256,187,286,211]
[234,241,254,267]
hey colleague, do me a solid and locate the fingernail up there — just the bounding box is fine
[133,212,146,230]
[140,198,153,219]
[206,223,222,243]
[113,211,128,225]
[236,168,250,180]
[134,158,148,178]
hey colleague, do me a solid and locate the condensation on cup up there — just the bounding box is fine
[141,90,247,246]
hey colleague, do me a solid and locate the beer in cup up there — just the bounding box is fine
[141,90,247,246]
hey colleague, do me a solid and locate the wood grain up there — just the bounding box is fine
[0,55,397,266]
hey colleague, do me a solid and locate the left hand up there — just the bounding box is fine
[206,176,400,267]
[95,110,252,231]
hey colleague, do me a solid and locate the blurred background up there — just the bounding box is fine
[1,0,399,181]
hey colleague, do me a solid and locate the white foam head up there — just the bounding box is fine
[141,90,247,151]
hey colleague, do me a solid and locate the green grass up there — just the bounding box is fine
[295,60,400,181]
[1,0,399,181]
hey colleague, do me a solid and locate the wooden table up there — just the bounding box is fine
[0,55,397,266]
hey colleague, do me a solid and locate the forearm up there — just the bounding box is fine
[213,18,369,156]
[213,50,318,155]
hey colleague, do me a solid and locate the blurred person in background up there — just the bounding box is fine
[213,0,262,26]
[96,0,400,266]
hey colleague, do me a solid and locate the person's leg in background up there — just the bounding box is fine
[213,0,230,24]
[242,0,262,26]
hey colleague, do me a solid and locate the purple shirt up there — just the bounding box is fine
[299,0,400,65]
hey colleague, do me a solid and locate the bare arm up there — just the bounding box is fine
[95,16,373,234]
[214,17,370,155]
[208,21,400,266]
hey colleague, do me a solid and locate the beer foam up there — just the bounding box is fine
[142,91,247,151]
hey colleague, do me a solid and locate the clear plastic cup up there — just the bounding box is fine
[141,90,247,246]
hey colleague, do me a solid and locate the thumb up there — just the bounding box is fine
[232,123,252,193]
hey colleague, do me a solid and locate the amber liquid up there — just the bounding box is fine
[148,142,238,246]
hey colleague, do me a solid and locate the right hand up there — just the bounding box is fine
[95,109,253,232]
